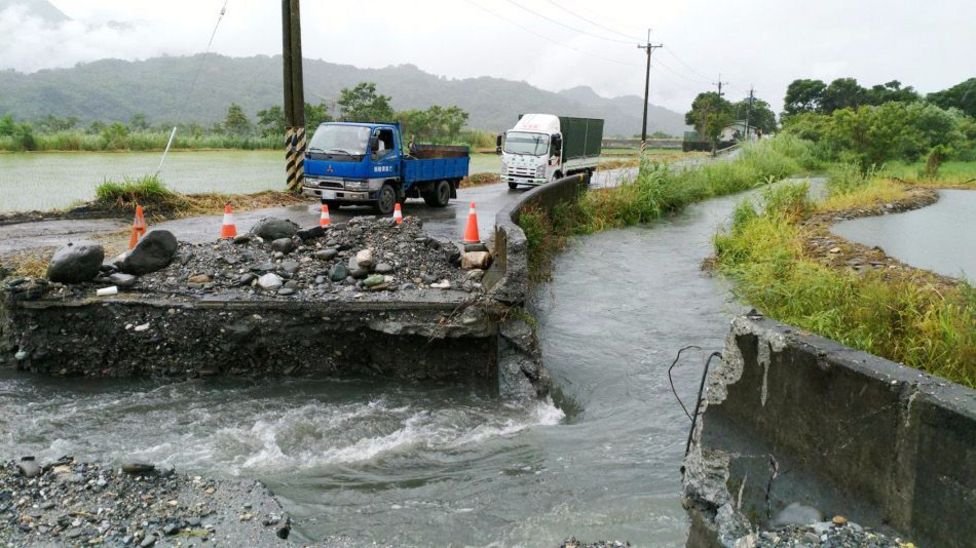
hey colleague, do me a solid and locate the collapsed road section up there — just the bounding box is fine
[0,213,548,399]
[683,314,976,547]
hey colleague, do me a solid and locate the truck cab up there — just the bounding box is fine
[499,114,603,189]
[303,122,469,215]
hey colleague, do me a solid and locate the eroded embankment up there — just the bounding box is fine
[684,313,976,548]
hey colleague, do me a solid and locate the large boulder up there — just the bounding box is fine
[120,230,178,275]
[47,242,104,283]
[251,217,299,241]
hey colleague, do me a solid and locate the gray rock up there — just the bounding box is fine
[252,261,275,272]
[277,287,295,296]
[108,272,138,288]
[329,264,348,282]
[238,273,257,286]
[120,230,178,275]
[283,280,300,289]
[233,233,253,245]
[314,275,326,285]
[257,273,283,290]
[347,256,368,279]
[314,248,338,261]
[270,238,295,254]
[281,260,300,275]
[251,217,298,241]
[47,242,104,283]
[374,262,394,274]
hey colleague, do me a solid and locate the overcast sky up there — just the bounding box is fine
[2,0,975,112]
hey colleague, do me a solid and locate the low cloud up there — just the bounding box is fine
[0,4,190,73]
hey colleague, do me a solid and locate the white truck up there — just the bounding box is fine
[497,113,604,188]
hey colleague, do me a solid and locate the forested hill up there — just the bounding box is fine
[0,55,688,136]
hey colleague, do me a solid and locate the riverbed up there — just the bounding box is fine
[0,185,753,545]
[832,188,976,282]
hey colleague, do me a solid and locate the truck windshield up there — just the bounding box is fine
[504,132,549,156]
[308,125,371,155]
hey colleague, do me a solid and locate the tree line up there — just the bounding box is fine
[682,76,976,167]
[0,82,487,152]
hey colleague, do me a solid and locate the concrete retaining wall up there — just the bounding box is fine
[684,315,976,547]
[484,174,588,305]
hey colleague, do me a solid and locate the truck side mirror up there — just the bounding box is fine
[369,136,379,153]
[495,134,503,155]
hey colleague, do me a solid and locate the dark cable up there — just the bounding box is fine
[667,345,701,421]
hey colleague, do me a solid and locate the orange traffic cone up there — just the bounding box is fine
[319,203,331,227]
[220,203,237,239]
[463,201,480,243]
[128,204,147,249]
[393,202,403,225]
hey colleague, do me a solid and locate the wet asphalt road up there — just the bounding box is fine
[0,168,640,257]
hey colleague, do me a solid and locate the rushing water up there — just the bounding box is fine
[0,188,754,545]
[832,189,976,282]
[0,151,503,213]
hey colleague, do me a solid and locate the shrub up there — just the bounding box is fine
[94,175,188,213]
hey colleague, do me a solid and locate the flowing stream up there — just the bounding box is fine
[0,186,757,545]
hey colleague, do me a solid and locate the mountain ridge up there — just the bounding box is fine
[0,55,688,136]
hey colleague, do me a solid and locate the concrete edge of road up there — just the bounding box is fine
[483,174,588,305]
[684,314,976,547]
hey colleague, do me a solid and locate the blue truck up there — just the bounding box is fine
[302,122,470,215]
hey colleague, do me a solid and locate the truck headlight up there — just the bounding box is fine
[344,179,368,190]
[535,166,546,177]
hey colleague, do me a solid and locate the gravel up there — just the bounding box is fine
[53,216,479,300]
[0,456,290,546]
[746,520,904,547]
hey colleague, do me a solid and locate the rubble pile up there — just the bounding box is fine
[45,215,491,301]
[0,456,289,546]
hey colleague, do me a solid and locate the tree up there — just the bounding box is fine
[337,82,394,122]
[129,113,150,131]
[304,101,333,131]
[256,105,285,138]
[783,79,826,117]
[223,103,251,136]
[821,78,868,114]
[686,92,734,153]
[928,78,976,118]
[865,80,919,106]
[733,97,776,134]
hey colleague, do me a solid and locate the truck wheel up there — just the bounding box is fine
[423,180,451,207]
[376,183,397,215]
[507,182,519,190]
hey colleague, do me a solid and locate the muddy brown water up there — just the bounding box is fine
[0,175,771,546]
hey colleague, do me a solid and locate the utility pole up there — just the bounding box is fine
[712,74,729,98]
[637,29,662,156]
[282,0,306,192]
[744,86,755,141]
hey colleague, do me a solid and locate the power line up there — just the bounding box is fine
[542,0,643,42]
[463,0,639,67]
[502,0,636,45]
[659,48,712,82]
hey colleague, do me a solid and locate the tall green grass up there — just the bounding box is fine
[572,135,818,232]
[714,181,976,388]
[0,130,284,152]
[94,175,189,213]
